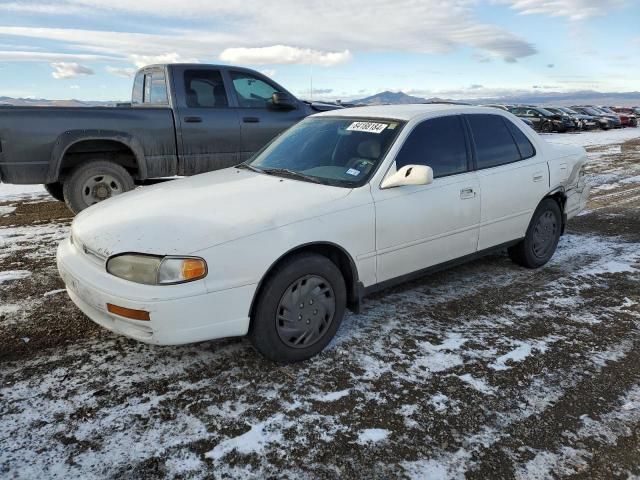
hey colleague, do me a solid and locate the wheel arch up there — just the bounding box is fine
[543,188,568,233]
[248,242,361,323]
[48,130,147,183]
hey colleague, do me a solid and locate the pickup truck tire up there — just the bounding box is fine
[44,182,64,202]
[63,161,135,214]
[508,199,562,269]
[249,253,346,363]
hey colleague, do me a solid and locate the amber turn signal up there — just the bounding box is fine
[107,303,151,321]
[181,258,207,281]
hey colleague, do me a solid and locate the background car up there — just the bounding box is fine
[552,106,599,130]
[571,106,616,130]
[602,106,637,127]
[509,106,573,132]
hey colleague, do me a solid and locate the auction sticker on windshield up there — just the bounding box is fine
[346,121,388,134]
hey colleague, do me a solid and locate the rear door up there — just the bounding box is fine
[173,66,242,175]
[226,70,308,161]
[465,113,549,250]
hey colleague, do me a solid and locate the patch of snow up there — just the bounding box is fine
[43,289,66,297]
[0,183,48,202]
[312,389,350,402]
[0,205,16,216]
[545,128,640,148]
[205,415,285,461]
[0,270,31,283]
[356,428,389,445]
[457,374,495,395]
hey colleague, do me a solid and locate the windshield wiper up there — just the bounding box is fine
[234,163,264,173]
[261,168,324,184]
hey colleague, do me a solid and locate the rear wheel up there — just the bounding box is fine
[541,121,553,133]
[508,199,562,269]
[44,182,64,202]
[63,160,135,214]
[249,253,346,363]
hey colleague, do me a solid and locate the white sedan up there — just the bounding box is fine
[57,105,590,362]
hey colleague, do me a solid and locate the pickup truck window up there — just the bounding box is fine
[132,73,144,104]
[231,72,279,108]
[394,115,468,178]
[148,72,168,104]
[184,69,228,108]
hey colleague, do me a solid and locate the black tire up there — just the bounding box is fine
[508,199,562,269]
[43,182,64,202]
[541,121,553,133]
[63,160,135,214]
[249,253,347,363]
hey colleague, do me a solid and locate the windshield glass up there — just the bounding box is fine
[559,107,578,115]
[537,108,555,117]
[248,117,404,187]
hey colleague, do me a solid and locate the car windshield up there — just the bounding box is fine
[583,107,602,115]
[537,108,555,117]
[559,107,579,115]
[247,117,404,187]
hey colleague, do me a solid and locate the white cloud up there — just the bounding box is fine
[69,84,80,89]
[127,52,198,68]
[0,1,537,64]
[0,50,115,62]
[497,0,627,20]
[105,65,136,78]
[220,46,352,67]
[50,62,94,79]
[260,69,276,78]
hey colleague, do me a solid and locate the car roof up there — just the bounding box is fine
[312,104,507,121]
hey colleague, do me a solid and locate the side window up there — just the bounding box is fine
[132,73,144,105]
[467,114,521,169]
[230,71,279,108]
[149,72,168,104]
[504,119,535,159]
[183,70,228,108]
[395,115,468,178]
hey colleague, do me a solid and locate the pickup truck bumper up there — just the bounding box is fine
[57,237,255,345]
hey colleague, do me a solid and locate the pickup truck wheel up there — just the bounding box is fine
[63,161,135,214]
[43,182,64,202]
[249,253,346,363]
[508,199,562,269]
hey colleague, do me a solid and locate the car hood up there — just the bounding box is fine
[71,168,353,257]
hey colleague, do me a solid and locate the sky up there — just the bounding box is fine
[0,0,638,102]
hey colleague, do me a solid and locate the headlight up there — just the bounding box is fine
[106,254,207,285]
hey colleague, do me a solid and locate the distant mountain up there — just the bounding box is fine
[353,91,428,105]
[351,90,640,107]
[0,96,121,107]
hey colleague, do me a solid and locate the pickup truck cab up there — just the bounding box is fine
[0,64,340,212]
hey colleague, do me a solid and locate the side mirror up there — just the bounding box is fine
[271,92,296,110]
[381,164,433,189]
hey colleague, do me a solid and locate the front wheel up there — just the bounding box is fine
[540,122,553,133]
[63,160,135,214]
[249,253,346,363]
[508,199,562,269]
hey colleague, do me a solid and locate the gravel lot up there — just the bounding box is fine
[1,129,639,479]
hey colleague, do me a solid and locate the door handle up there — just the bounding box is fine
[243,117,260,123]
[184,116,202,123]
[460,187,475,199]
[533,171,544,182]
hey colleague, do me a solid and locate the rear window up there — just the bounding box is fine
[504,119,535,159]
[466,114,521,169]
[132,70,168,105]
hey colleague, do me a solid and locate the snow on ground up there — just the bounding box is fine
[544,127,640,147]
[0,183,47,202]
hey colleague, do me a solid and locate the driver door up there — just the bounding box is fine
[371,115,481,283]
[227,70,308,161]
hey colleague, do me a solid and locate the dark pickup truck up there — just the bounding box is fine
[0,63,340,212]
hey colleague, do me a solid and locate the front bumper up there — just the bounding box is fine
[57,238,255,345]
[565,178,591,220]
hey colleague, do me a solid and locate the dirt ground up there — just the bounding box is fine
[1,133,639,479]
